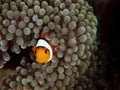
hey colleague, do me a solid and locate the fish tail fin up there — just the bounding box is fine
[51,44,59,54]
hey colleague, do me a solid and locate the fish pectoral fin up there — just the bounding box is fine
[32,46,36,54]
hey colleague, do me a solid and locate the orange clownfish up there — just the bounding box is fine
[32,32,58,63]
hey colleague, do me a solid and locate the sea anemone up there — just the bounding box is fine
[0,0,98,90]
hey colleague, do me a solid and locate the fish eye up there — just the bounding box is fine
[45,49,48,53]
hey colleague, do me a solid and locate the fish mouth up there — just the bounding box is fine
[37,58,45,61]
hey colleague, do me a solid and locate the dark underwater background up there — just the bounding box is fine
[88,0,120,89]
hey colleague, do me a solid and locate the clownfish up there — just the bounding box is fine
[32,32,58,63]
